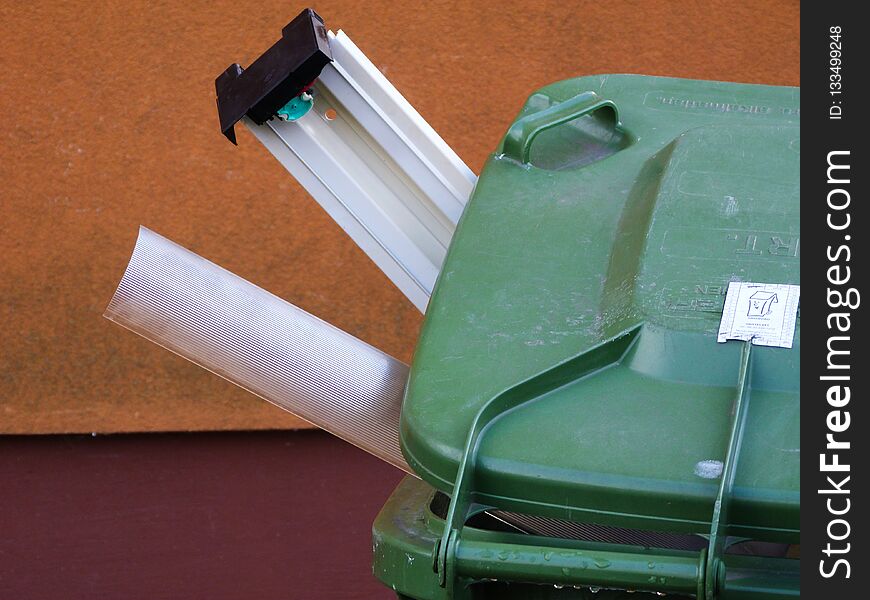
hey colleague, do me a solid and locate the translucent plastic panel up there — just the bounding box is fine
[105,227,411,472]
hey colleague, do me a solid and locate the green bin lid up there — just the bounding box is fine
[400,75,799,541]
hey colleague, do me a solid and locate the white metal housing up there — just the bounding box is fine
[244,30,476,312]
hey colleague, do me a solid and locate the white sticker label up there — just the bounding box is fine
[717,282,800,348]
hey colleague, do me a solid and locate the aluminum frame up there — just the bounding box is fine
[244,30,476,312]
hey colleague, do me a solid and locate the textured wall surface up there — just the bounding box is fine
[0,1,800,433]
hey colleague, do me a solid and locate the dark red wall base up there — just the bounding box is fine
[0,431,403,599]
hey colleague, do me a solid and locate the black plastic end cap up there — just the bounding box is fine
[215,8,333,144]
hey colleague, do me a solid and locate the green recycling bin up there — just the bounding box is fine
[373,74,799,599]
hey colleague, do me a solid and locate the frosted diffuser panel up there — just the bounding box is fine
[104,227,411,472]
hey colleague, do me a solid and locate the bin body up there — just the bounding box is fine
[376,74,800,599]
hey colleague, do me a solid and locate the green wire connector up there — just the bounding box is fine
[276,91,314,122]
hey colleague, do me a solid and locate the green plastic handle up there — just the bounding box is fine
[502,91,619,164]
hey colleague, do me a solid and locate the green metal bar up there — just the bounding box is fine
[720,556,800,599]
[706,340,754,600]
[454,538,702,595]
[374,476,799,600]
